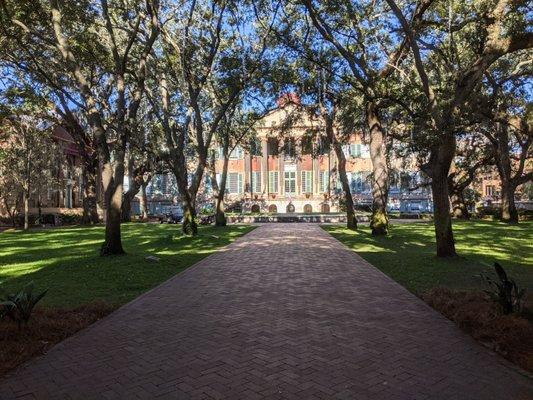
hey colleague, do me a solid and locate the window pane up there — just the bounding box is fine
[228,173,242,193]
[301,171,312,193]
[285,171,296,193]
[320,171,329,193]
[252,172,261,192]
[269,171,278,193]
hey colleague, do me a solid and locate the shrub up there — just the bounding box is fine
[1,282,48,329]
[518,209,533,221]
[60,213,83,225]
[35,213,58,225]
[481,262,525,315]
[475,206,501,220]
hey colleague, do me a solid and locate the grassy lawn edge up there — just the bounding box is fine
[322,220,532,294]
[0,223,255,376]
[0,223,255,307]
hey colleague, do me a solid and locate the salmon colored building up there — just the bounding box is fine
[213,99,432,214]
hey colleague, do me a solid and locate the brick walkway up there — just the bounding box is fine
[0,224,531,399]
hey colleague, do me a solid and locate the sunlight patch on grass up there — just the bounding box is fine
[324,220,533,293]
[0,224,254,307]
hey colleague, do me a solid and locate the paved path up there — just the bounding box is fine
[1,224,531,400]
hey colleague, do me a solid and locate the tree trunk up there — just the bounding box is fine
[82,158,99,224]
[82,157,99,225]
[100,161,125,256]
[121,194,134,223]
[140,181,149,220]
[450,192,470,219]
[494,122,519,223]
[4,198,17,228]
[168,160,200,236]
[121,178,142,223]
[366,102,389,235]
[500,180,518,223]
[215,153,230,227]
[101,186,124,255]
[182,195,198,235]
[323,107,357,230]
[215,195,226,226]
[37,190,42,221]
[427,134,457,257]
[333,142,357,230]
[23,190,29,231]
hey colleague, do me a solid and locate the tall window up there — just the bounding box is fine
[250,138,262,156]
[348,172,364,193]
[301,171,313,193]
[204,175,213,193]
[267,138,279,156]
[284,138,296,159]
[285,171,296,194]
[227,173,243,194]
[319,171,329,193]
[349,144,361,158]
[400,172,411,190]
[318,136,330,155]
[342,144,350,157]
[486,185,495,196]
[361,145,370,158]
[301,136,313,155]
[251,171,261,193]
[269,171,279,193]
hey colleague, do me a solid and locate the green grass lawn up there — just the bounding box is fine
[0,223,254,307]
[323,220,533,293]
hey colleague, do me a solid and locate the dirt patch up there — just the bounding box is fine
[422,288,533,373]
[0,302,116,377]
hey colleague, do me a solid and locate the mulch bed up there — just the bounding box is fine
[422,288,533,373]
[0,302,116,377]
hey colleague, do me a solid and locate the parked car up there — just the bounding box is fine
[159,206,183,224]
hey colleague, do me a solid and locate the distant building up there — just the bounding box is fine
[0,126,84,219]
[210,98,432,214]
[45,127,84,210]
[5,101,526,223]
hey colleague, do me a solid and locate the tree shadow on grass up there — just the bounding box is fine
[0,224,254,307]
[324,221,533,293]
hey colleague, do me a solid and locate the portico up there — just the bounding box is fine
[217,98,374,214]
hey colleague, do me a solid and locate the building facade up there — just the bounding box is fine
[213,101,433,214]
[0,126,84,220]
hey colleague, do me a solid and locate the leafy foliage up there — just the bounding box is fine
[1,282,48,329]
[482,262,526,315]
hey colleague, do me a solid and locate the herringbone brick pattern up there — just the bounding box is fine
[0,224,531,399]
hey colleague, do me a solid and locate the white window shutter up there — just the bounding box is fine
[342,144,349,157]
[269,171,278,193]
[361,145,370,158]
[349,144,356,157]
[320,171,329,193]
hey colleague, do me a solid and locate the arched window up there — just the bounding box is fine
[321,204,330,213]
[303,204,313,213]
[251,204,260,213]
[268,204,278,213]
[286,203,295,213]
